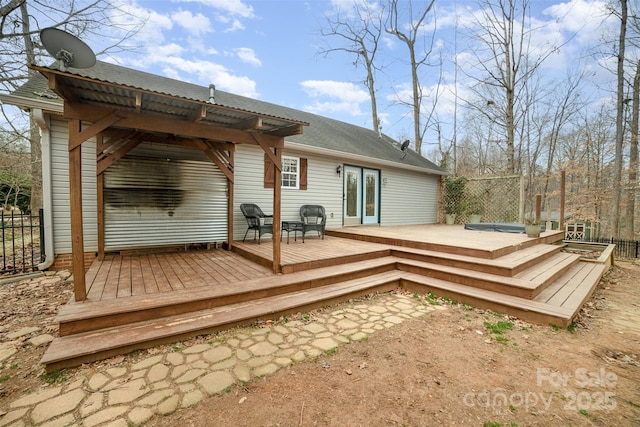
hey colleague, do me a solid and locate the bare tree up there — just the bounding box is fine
[319,2,385,134]
[539,71,588,216]
[462,0,568,175]
[0,0,144,212]
[559,108,615,237]
[385,0,436,155]
[625,60,639,239]
[610,0,628,238]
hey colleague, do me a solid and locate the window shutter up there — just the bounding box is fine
[300,158,308,190]
[264,153,274,188]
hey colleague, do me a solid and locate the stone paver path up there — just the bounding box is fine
[0,290,445,426]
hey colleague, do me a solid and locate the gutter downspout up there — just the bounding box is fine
[33,109,54,270]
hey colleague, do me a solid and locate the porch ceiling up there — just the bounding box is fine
[29,63,308,140]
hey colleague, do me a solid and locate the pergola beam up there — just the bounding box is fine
[231,116,262,130]
[251,133,282,171]
[96,136,144,176]
[64,103,285,148]
[191,139,234,183]
[70,111,123,151]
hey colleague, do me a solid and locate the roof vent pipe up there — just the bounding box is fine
[209,84,216,104]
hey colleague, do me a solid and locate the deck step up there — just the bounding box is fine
[56,256,399,336]
[391,244,564,277]
[42,271,403,371]
[534,262,607,310]
[394,251,581,299]
[43,257,608,371]
[327,228,565,259]
[401,260,605,327]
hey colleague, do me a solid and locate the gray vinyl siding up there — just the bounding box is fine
[50,117,98,254]
[234,145,439,240]
[380,168,439,225]
[234,145,343,241]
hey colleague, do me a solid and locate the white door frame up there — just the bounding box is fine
[343,165,362,226]
[362,167,380,224]
[342,165,380,226]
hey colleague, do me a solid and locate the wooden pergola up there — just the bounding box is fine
[31,63,308,302]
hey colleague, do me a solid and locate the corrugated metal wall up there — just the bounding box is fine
[50,117,98,253]
[50,125,227,252]
[103,146,228,250]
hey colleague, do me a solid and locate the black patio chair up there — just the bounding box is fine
[240,203,273,244]
[300,204,326,243]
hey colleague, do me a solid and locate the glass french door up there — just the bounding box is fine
[343,165,380,225]
[362,168,379,224]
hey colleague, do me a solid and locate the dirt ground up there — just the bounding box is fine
[1,261,639,426]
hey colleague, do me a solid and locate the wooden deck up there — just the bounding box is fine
[84,249,273,302]
[327,224,565,259]
[42,225,611,371]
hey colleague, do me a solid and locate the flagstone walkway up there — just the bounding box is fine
[0,274,445,426]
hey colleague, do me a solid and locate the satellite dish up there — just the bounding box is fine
[40,27,96,71]
[400,140,410,158]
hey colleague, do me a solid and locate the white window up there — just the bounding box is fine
[281,156,299,189]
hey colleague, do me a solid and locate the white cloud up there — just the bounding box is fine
[178,0,254,31]
[224,19,246,33]
[179,0,255,18]
[235,48,261,66]
[386,79,474,128]
[172,10,212,38]
[300,80,369,116]
[543,0,613,46]
[116,2,173,45]
[329,0,382,18]
[160,57,259,97]
[301,80,369,101]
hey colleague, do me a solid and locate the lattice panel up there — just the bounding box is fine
[441,175,522,224]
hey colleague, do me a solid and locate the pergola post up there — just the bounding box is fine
[227,150,235,250]
[272,147,282,273]
[69,119,86,301]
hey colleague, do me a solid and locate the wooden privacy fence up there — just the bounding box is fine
[1,209,44,275]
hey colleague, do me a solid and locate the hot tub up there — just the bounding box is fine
[464,222,546,233]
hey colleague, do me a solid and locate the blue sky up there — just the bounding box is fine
[44,1,624,153]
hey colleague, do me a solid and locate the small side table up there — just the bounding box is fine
[281,221,303,244]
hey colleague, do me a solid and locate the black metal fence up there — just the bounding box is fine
[1,208,44,275]
[580,236,640,259]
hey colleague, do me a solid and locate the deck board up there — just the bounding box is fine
[117,256,132,298]
[130,257,145,296]
[140,256,160,294]
[544,263,603,307]
[155,254,185,291]
[102,256,122,300]
[149,255,173,293]
[86,257,111,300]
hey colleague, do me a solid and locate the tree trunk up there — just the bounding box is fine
[364,54,380,135]
[611,0,627,238]
[625,60,639,239]
[409,41,422,154]
[29,113,43,213]
[19,2,43,213]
